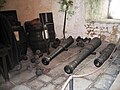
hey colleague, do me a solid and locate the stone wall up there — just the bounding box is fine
[85,22,120,43]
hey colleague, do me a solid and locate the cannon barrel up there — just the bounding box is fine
[94,43,115,67]
[64,37,101,74]
[42,36,74,65]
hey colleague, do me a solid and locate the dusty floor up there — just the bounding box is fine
[0,41,120,90]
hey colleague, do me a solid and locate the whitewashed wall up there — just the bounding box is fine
[2,0,87,39]
[1,0,120,42]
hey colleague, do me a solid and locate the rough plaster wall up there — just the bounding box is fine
[51,0,87,38]
[1,0,120,42]
[73,0,86,38]
[51,0,64,38]
[2,0,87,39]
[2,0,52,24]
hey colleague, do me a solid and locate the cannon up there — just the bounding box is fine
[42,36,74,65]
[94,43,116,67]
[64,37,101,74]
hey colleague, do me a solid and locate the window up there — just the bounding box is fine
[109,0,120,19]
[85,0,120,21]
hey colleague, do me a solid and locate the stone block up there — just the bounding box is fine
[53,76,66,85]
[73,78,92,90]
[11,85,32,90]
[104,64,120,77]
[56,51,73,62]
[38,75,52,83]
[87,87,100,90]
[10,70,35,84]
[27,80,44,90]
[109,73,120,90]
[48,63,66,77]
[75,66,102,81]
[94,74,115,90]
[54,85,62,90]
[113,58,120,66]
[84,70,103,81]
[40,83,55,90]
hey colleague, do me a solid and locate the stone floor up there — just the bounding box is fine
[0,41,120,90]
